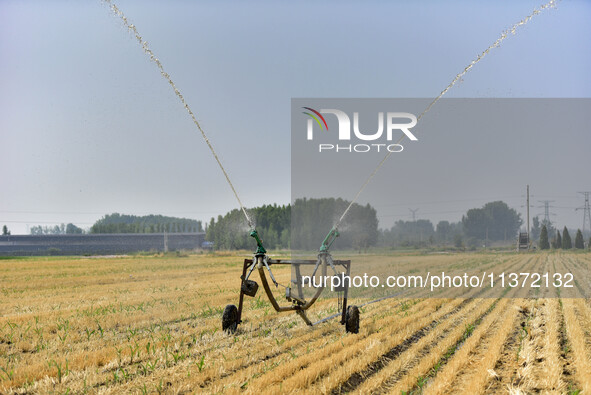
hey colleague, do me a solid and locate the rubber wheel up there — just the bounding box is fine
[222,304,239,333]
[345,305,360,334]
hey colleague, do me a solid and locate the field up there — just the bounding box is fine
[1,251,591,394]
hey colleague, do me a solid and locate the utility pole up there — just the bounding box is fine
[527,185,530,249]
[409,208,419,222]
[576,191,591,237]
[408,208,420,242]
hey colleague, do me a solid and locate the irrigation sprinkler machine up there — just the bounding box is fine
[221,227,360,334]
[103,0,561,341]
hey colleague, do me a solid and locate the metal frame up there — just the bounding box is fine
[236,255,352,326]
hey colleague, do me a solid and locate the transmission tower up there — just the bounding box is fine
[537,200,556,226]
[576,191,591,237]
[409,208,419,222]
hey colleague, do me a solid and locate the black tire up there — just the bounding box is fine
[222,304,239,333]
[345,305,360,334]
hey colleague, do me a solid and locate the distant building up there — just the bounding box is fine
[0,233,205,256]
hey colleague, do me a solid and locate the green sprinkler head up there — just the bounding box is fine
[319,227,339,253]
[250,229,267,255]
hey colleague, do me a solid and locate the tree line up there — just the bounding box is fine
[90,213,202,234]
[25,214,203,235]
[206,204,290,250]
[379,201,522,249]
[18,200,586,251]
[538,225,588,250]
[30,223,84,235]
[206,199,527,251]
[205,198,379,251]
[378,219,464,249]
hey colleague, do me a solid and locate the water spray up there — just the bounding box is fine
[102,0,253,230]
[103,0,559,334]
[334,0,558,230]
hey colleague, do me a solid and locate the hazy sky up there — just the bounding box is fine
[1,0,590,234]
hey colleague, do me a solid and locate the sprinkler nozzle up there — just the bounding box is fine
[250,229,267,255]
[319,227,339,253]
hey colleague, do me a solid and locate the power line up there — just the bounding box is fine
[380,209,466,218]
[535,195,579,200]
[375,195,522,208]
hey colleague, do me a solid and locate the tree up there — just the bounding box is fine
[454,234,464,249]
[379,219,435,248]
[462,201,522,242]
[291,198,377,250]
[539,225,550,250]
[30,225,65,235]
[206,198,377,251]
[66,223,84,234]
[541,219,555,241]
[574,229,584,249]
[562,227,572,249]
[436,221,452,244]
[553,230,562,249]
[2,225,10,236]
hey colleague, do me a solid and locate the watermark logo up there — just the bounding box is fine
[302,107,418,153]
[302,107,329,134]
